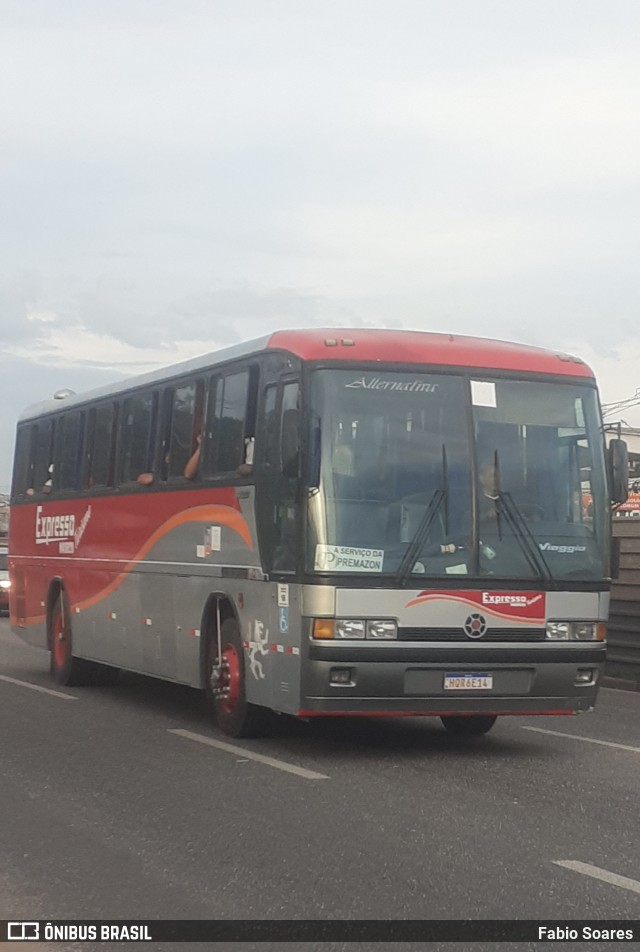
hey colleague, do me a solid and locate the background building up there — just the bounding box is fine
[0,492,8,539]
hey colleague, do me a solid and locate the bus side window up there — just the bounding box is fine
[119,391,157,485]
[86,403,116,489]
[165,380,202,480]
[262,385,278,468]
[273,381,300,572]
[28,419,55,496]
[11,425,32,498]
[58,410,84,492]
[280,382,299,478]
[281,409,299,478]
[204,367,256,477]
[241,366,258,475]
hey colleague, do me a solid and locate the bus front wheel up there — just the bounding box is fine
[440,715,497,736]
[206,617,272,738]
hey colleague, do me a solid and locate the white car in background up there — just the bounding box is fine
[0,545,9,614]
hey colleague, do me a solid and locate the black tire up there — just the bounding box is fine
[205,617,273,738]
[49,594,92,686]
[49,594,120,687]
[440,715,497,736]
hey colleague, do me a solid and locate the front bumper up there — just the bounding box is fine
[300,643,606,715]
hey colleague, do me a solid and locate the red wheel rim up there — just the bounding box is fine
[218,642,241,715]
[52,609,67,669]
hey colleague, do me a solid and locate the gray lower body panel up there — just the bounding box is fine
[300,645,605,715]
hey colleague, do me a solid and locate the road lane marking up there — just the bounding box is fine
[522,725,640,754]
[168,728,329,780]
[554,860,640,896]
[0,675,78,701]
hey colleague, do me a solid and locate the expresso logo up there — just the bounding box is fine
[35,505,92,548]
[35,506,75,545]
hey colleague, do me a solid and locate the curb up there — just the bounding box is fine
[602,675,639,693]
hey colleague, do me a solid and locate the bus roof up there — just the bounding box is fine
[18,327,595,421]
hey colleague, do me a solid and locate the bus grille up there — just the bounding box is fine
[398,627,546,642]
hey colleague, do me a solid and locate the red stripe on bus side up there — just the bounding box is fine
[18,504,252,627]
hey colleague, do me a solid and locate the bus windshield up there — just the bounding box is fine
[306,369,609,581]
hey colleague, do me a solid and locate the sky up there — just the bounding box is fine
[1,0,640,491]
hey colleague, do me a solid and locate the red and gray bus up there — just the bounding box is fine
[8,328,627,737]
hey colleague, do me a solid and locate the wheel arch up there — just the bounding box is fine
[198,592,240,689]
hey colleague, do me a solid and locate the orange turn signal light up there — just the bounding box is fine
[313,619,335,640]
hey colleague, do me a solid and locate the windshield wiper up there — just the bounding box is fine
[489,453,555,586]
[396,445,450,583]
[495,491,555,584]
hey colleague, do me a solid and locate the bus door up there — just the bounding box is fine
[254,373,302,715]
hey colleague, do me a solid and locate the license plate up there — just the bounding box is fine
[443,672,493,691]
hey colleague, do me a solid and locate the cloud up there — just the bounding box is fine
[0,271,47,345]
[2,279,379,380]
[5,327,223,374]
[0,353,125,493]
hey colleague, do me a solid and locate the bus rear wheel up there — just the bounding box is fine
[206,617,272,738]
[440,715,497,736]
[50,595,119,687]
[50,594,89,686]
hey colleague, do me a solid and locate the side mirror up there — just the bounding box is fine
[608,439,629,505]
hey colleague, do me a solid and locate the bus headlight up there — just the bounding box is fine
[546,621,605,641]
[313,619,363,640]
[366,620,398,640]
[545,622,570,640]
[312,619,397,640]
[572,622,606,641]
[335,619,365,639]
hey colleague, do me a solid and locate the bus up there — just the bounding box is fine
[8,328,628,738]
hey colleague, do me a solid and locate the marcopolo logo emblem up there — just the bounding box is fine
[464,613,487,639]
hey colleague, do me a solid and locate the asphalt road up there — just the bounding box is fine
[1,617,640,952]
